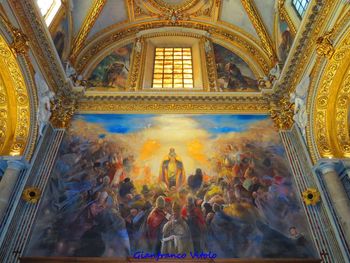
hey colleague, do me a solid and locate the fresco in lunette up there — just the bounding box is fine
[213,44,258,92]
[87,43,133,90]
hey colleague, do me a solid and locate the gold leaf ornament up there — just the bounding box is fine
[302,188,320,206]
[22,187,42,204]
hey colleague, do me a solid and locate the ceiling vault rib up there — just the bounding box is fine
[70,0,107,62]
[240,0,277,62]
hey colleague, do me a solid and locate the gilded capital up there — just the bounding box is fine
[269,98,294,130]
[50,89,82,128]
[316,31,334,59]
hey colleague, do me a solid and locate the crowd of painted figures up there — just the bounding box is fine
[30,134,314,258]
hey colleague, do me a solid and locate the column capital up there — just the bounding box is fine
[313,158,343,175]
[0,156,28,170]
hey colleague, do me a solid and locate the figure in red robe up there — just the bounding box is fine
[146,196,169,253]
[181,196,206,252]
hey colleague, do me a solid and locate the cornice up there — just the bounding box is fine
[78,94,269,114]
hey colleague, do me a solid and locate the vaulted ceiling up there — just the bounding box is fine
[66,0,277,44]
[48,0,298,90]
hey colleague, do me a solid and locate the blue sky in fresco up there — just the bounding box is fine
[73,114,268,135]
[191,115,268,134]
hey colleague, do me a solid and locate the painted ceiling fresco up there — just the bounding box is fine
[213,44,258,91]
[87,43,133,90]
[48,0,297,92]
[27,114,315,259]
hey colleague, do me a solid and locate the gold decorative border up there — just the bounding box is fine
[146,0,200,13]
[0,12,38,160]
[313,29,350,158]
[74,20,272,75]
[78,92,268,113]
[240,0,276,61]
[9,0,68,92]
[273,0,337,99]
[78,101,269,114]
[305,57,323,164]
[0,74,8,154]
[278,0,297,36]
[70,0,107,62]
[0,34,30,156]
[128,37,143,91]
[201,37,217,91]
[336,67,350,156]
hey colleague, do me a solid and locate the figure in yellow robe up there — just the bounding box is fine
[159,148,186,189]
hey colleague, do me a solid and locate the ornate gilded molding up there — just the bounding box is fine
[0,13,29,55]
[128,37,143,91]
[78,94,269,113]
[0,74,8,153]
[313,29,350,158]
[146,0,200,13]
[9,27,29,55]
[269,97,294,130]
[240,0,276,61]
[271,0,336,99]
[202,37,217,91]
[335,69,350,156]
[316,30,335,59]
[277,0,297,36]
[0,34,30,156]
[8,0,68,92]
[75,20,272,75]
[305,57,323,164]
[70,0,107,62]
[0,13,38,160]
[50,88,83,128]
[191,0,215,18]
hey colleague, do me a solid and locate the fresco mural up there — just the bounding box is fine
[87,43,133,90]
[277,18,294,66]
[27,114,315,259]
[213,43,258,92]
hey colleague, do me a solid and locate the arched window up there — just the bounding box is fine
[292,0,310,17]
[36,0,61,26]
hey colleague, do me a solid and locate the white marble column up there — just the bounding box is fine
[0,157,27,220]
[316,160,350,246]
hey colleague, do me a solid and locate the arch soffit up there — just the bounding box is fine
[311,25,350,159]
[0,33,31,157]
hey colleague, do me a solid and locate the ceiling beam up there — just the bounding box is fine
[70,0,107,62]
[240,0,277,63]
